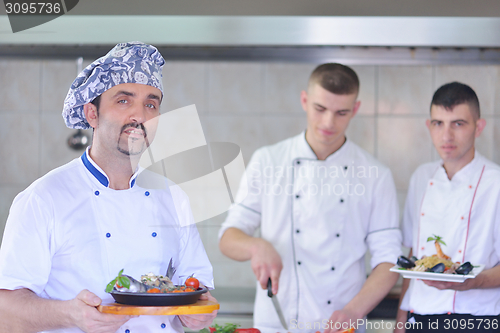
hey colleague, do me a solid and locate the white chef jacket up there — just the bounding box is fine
[0,148,214,333]
[401,152,500,315]
[219,132,402,332]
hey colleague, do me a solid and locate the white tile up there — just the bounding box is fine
[41,60,77,114]
[493,66,500,116]
[378,66,434,115]
[40,115,92,176]
[208,63,263,114]
[212,261,256,288]
[435,65,498,116]
[377,117,433,190]
[492,118,500,165]
[162,61,208,114]
[397,190,407,223]
[201,224,227,263]
[0,114,40,184]
[351,65,376,115]
[205,115,263,165]
[263,63,316,114]
[261,115,306,148]
[0,60,41,113]
[346,116,376,156]
[0,185,28,246]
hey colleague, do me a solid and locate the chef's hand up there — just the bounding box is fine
[68,289,135,333]
[323,308,360,333]
[178,290,218,330]
[421,278,476,291]
[250,238,283,294]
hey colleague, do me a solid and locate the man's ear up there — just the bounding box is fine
[425,119,431,130]
[352,101,361,117]
[300,90,308,112]
[83,103,98,129]
[475,118,486,138]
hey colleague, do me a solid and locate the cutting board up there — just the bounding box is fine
[98,300,219,315]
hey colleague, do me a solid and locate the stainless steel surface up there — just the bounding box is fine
[5,0,498,17]
[3,16,500,47]
[3,45,500,65]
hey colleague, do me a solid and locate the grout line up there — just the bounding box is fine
[431,65,436,161]
[38,60,43,178]
[374,65,379,158]
[205,62,210,115]
[260,63,267,148]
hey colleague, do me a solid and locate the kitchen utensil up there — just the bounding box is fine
[267,278,288,330]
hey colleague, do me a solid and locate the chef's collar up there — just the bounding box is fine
[297,131,351,161]
[436,150,484,183]
[80,146,139,188]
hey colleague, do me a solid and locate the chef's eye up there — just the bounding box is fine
[337,111,348,116]
[146,103,157,109]
[454,122,465,127]
[315,107,325,112]
[118,99,128,104]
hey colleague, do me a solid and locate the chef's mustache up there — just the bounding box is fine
[120,122,147,138]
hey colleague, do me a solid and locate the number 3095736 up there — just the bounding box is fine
[5,2,61,14]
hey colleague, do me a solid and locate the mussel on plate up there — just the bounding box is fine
[455,262,473,275]
[428,263,445,273]
[397,255,416,269]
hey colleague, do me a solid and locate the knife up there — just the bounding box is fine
[267,278,288,330]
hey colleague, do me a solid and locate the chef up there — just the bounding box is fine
[396,82,500,333]
[219,63,402,333]
[0,42,217,333]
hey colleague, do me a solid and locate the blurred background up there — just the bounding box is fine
[2,1,500,331]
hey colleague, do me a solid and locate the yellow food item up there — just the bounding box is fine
[414,255,453,270]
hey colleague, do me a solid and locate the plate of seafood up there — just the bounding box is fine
[390,235,485,282]
[105,259,208,306]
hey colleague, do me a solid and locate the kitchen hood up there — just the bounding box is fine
[2,15,500,64]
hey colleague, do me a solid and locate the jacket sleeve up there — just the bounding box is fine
[365,168,403,269]
[0,188,54,295]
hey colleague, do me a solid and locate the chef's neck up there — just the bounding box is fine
[306,131,346,161]
[442,148,475,181]
[88,146,140,190]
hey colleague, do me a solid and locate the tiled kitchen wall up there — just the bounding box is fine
[1,59,500,289]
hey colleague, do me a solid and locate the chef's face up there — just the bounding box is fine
[426,103,485,167]
[85,83,162,157]
[301,83,360,152]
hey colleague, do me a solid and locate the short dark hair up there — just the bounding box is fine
[90,95,101,112]
[308,63,359,95]
[431,82,480,119]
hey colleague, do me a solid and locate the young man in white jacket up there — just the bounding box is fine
[219,63,402,333]
[396,82,500,332]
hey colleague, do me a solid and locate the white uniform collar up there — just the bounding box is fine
[80,146,139,188]
[296,131,351,161]
[435,150,484,183]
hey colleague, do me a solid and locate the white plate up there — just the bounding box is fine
[390,264,485,282]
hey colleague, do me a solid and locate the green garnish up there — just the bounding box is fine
[209,323,240,333]
[427,235,446,246]
[105,269,130,293]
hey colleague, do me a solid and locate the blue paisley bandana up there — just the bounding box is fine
[62,41,165,129]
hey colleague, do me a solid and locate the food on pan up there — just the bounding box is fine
[105,269,200,293]
[396,235,475,275]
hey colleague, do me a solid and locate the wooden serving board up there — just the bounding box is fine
[98,300,219,315]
